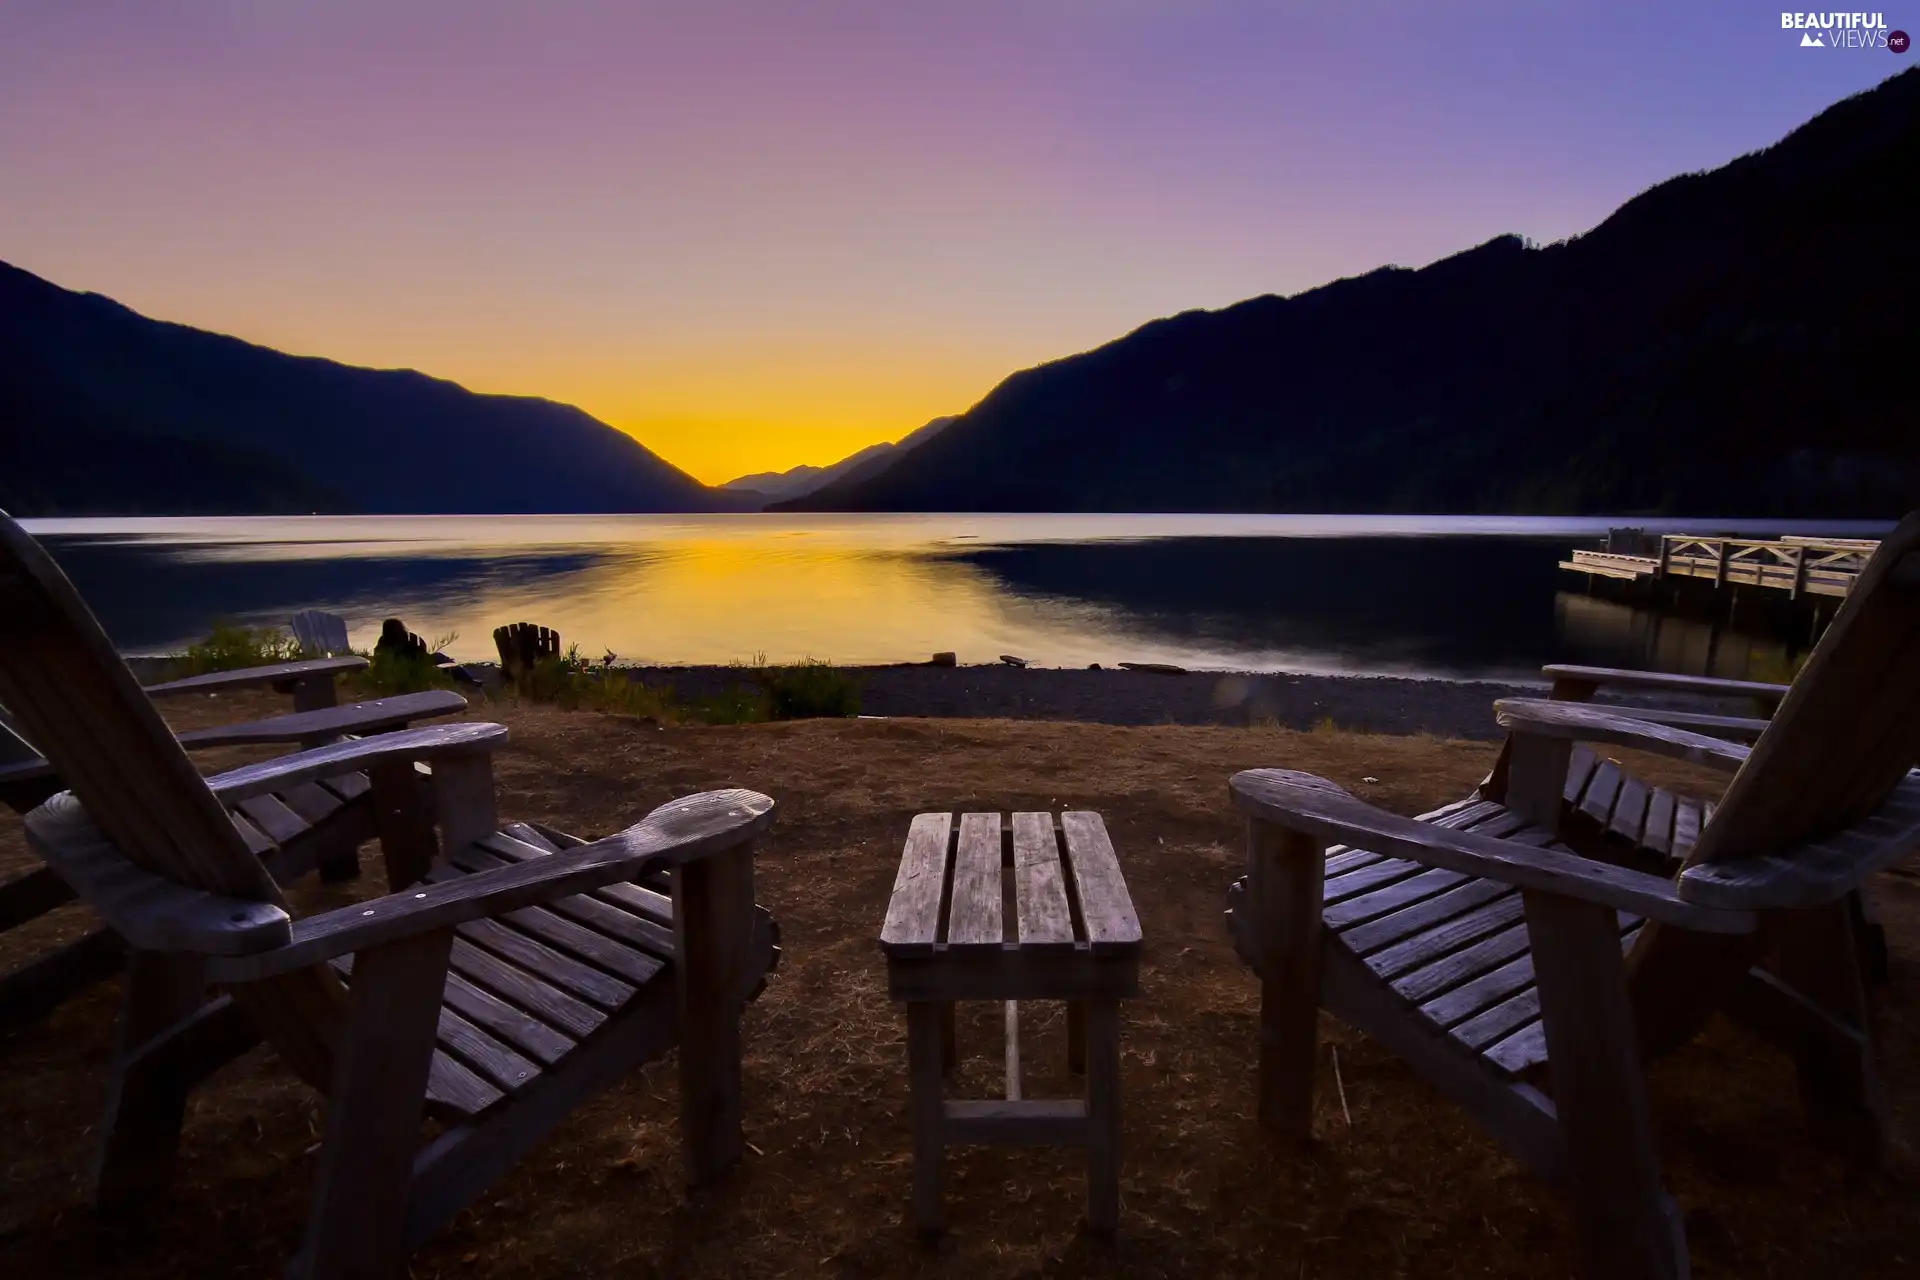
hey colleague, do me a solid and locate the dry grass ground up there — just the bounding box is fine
[0,692,1914,1278]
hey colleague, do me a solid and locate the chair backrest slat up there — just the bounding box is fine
[1627,512,1920,1055]
[0,707,37,769]
[0,512,342,1087]
[291,609,351,657]
[1688,511,1920,868]
[0,518,280,899]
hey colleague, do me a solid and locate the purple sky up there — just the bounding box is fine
[1,2,1907,481]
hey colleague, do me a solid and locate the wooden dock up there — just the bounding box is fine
[1561,533,1878,601]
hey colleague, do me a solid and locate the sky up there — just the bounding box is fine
[0,2,1909,484]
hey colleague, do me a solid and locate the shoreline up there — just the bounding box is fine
[127,656,1741,741]
[616,663,1548,739]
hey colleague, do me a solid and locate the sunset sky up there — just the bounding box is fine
[0,3,1904,484]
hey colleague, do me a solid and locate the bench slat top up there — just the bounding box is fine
[880,810,1141,958]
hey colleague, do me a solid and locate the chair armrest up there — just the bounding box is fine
[142,656,368,698]
[205,722,508,803]
[0,692,470,802]
[208,788,776,979]
[1494,698,1753,772]
[1596,706,1772,743]
[1678,772,1920,910]
[1542,663,1789,705]
[22,794,291,955]
[1229,769,1753,932]
[174,690,469,748]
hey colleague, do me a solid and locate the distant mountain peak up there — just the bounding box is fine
[720,416,954,505]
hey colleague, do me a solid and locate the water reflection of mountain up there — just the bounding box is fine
[41,537,614,651]
[963,538,1805,681]
[962,537,1572,675]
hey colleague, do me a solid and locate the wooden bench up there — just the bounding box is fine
[880,810,1142,1234]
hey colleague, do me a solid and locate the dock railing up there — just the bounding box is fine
[1562,532,1875,600]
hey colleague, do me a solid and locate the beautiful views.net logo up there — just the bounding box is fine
[1781,12,1910,51]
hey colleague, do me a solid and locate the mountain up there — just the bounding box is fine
[721,416,954,504]
[782,70,1919,517]
[0,260,732,516]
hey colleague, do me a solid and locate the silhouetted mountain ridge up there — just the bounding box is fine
[781,69,1918,516]
[721,415,954,503]
[0,262,733,515]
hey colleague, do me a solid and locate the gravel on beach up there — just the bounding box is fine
[599,663,1718,741]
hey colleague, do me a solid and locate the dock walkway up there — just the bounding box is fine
[1562,533,1877,601]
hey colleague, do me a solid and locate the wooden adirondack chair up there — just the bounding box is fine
[290,609,354,657]
[0,514,781,1278]
[1486,662,1896,982]
[1225,510,1920,1279]
[494,621,561,686]
[1,634,469,1031]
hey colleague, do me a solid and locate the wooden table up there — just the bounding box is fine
[880,810,1142,1234]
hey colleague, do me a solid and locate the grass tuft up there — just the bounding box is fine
[759,658,861,721]
[172,624,302,676]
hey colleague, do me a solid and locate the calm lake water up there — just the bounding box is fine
[20,514,1894,683]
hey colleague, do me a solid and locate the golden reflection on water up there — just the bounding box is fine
[386,536,1308,671]
[25,514,1870,678]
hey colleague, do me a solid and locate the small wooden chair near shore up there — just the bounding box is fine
[494,621,562,687]
[0,513,783,1279]
[1225,509,1920,1279]
[290,608,353,657]
[0,626,469,1032]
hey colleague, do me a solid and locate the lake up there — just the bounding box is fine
[19,514,1893,683]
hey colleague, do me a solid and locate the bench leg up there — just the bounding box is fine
[1084,997,1122,1235]
[1067,1000,1086,1075]
[908,1001,947,1233]
[940,1000,958,1074]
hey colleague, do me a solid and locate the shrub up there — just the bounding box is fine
[760,658,861,720]
[686,685,770,725]
[355,630,460,696]
[589,672,677,720]
[359,647,452,695]
[173,624,302,676]
[503,643,679,719]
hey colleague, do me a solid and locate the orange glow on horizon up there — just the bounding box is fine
[438,339,1012,487]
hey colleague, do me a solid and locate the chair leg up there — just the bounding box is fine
[316,844,363,884]
[1248,817,1325,1138]
[302,929,452,1280]
[1847,890,1888,987]
[93,951,208,1211]
[1775,902,1888,1167]
[368,759,439,889]
[1526,891,1687,1280]
[675,842,757,1185]
[0,864,77,930]
[0,927,127,1035]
